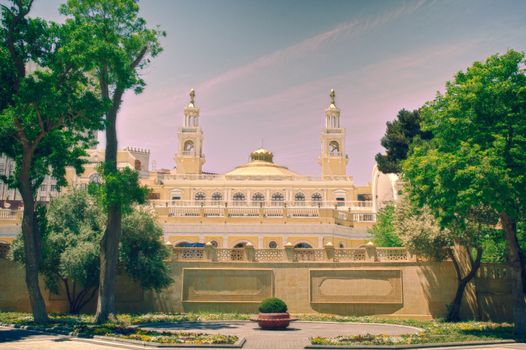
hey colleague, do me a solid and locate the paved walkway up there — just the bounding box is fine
[1,323,526,350]
[143,320,421,349]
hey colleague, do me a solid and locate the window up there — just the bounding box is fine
[311,193,322,205]
[336,197,345,207]
[209,240,218,248]
[233,242,247,248]
[357,194,372,201]
[329,141,340,155]
[40,185,47,192]
[232,192,246,205]
[294,193,305,206]
[339,243,345,249]
[195,192,206,203]
[294,242,312,249]
[211,192,223,205]
[271,193,284,206]
[183,140,194,153]
[252,192,265,206]
[268,241,278,249]
[89,173,102,184]
[50,185,57,192]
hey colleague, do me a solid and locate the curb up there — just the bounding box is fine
[305,339,516,349]
[0,323,245,348]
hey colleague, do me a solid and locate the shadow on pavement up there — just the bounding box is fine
[142,321,242,330]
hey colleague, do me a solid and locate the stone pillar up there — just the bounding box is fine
[324,241,335,261]
[365,241,377,262]
[285,242,295,262]
[245,242,256,262]
[205,242,217,262]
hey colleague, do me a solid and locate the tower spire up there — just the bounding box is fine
[189,88,196,107]
[329,89,336,107]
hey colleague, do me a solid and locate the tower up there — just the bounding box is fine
[319,89,348,177]
[175,89,205,174]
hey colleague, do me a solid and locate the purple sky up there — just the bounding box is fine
[29,0,526,184]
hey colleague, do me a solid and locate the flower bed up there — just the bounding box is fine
[310,321,519,346]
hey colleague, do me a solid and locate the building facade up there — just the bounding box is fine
[0,89,380,248]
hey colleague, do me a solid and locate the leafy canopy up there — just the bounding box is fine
[403,50,526,225]
[369,203,402,247]
[0,1,106,191]
[375,109,432,174]
[11,189,173,310]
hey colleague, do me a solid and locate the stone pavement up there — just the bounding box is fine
[143,320,421,349]
[1,323,526,350]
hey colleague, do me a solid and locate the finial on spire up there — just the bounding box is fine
[330,89,336,106]
[189,88,195,105]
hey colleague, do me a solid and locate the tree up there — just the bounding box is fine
[375,109,432,173]
[0,0,104,322]
[403,50,526,333]
[394,197,498,321]
[11,189,173,314]
[60,0,164,322]
[368,203,402,247]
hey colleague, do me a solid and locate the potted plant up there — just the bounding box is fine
[251,297,297,330]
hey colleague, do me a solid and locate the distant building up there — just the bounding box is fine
[1,89,383,248]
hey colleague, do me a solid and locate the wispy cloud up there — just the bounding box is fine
[190,0,432,97]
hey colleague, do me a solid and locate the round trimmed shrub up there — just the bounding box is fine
[258,297,288,313]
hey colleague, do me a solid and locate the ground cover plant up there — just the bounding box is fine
[0,312,238,345]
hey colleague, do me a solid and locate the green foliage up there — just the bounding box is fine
[393,196,451,261]
[0,1,106,191]
[375,109,432,174]
[89,166,148,214]
[120,209,172,291]
[59,0,165,97]
[258,297,288,313]
[369,203,402,247]
[11,189,172,312]
[403,50,526,228]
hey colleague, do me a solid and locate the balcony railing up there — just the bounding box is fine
[148,199,373,209]
[170,245,416,263]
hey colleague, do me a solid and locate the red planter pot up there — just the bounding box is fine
[251,312,297,330]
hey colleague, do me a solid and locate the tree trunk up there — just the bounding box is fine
[500,213,526,335]
[447,280,468,322]
[446,246,482,322]
[95,107,121,323]
[19,151,48,323]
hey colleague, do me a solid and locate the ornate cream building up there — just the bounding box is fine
[1,89,381,248]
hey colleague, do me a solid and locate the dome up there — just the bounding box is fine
[250,148,273,162]
[225,148,298,178]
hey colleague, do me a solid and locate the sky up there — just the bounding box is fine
[26,0,526,185]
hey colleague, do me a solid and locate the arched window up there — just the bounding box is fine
[194,192,206,204]
[252,192,265,206]
[329,141,340,155]
[268,241,278,249]
[294,193,305,206]
[271,193,284,206]
[134,159,142,171]
[183,140,194,154]
[234,242,247,248]
[209,240,218,248]
[294,242,312,249]
[339,242,345,249]
[211,192,223,205]
[232,192,246,206]
[311,193,322,205]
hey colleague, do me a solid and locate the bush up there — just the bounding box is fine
[258,298,288,313]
